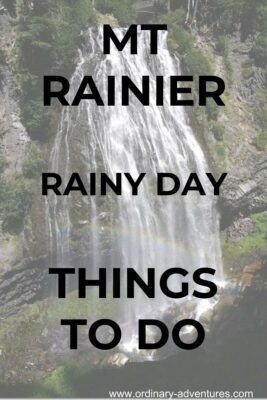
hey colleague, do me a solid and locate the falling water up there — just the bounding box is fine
[47,26,224,356]
[185,0,199,25]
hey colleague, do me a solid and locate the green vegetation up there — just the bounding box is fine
[15,0,96,140]
[0,287,117,395]
[45,290,115,322]
[241,60,254,80]
[157,8,215,131]
[14,0,135,141]
[215,36,227,55]
[214,141,227,165]
[216,36,232,83]
[206,99,219,121]
[252,90,267,152]
[211,121,225,141]
[249,4,267,67]
[185,48,213,76]
[0,2,265,395]
[157,2,267,162]
[0,289,116,397]
[222,212,267,266]
[251,34,267,67]
[22,141,46,178]
[2,0,16,16]
[95,0,136,25]
[158,9,192,56]
[0,290,115,350]
[202,0,267,67]
[158,10,213,76]
[0,362,94,398]
[0,156,8,174]
[253,131,267,152]
[156,7,226,167]
[38,365,79,397]
[0,174,32,233]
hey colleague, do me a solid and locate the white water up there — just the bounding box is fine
[47,27,224,356]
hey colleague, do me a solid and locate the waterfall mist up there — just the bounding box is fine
[46,26,224,358]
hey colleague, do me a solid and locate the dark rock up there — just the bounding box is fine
[0,257,49,319]
[219,154,267,229]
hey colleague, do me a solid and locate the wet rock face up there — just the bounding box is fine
[0,257,49,319]
[219,153,267,229]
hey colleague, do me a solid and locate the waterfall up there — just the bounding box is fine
[47,26,224,357]
[185,0,199,26]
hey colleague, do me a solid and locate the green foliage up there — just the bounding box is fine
[222,212,267,265]
[22,141,46,178]
[41,366,76,397]
[252,131,267,152]
[0,156,8,174]
[216,1,243,33]
[251,35,267,67]
[51,0,96,75]
[95,0,136,25]
[15,0,96,140]
[16,16,55,75]
[255,94,267,129]
[206,100,219,121]
[241,60,253,80]
[33,362,94,397]
[157,7,219,138]
[204,0,257,35]
[0,174,32,233]
[250,3,267,66]
[215,141,227,164]
[157,9,192,56]
[204,0,267,67]
[252,212,267,239]
[22,100,53,141]
[252,90,267,151]
[157,8,214,109]
[2,0,16,16]
[215,36,227,55]
[184,48,213,76]
[211,121,225,141]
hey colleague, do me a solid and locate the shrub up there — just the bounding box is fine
[212,121,225,141]
[206,99,219,121]
[157,9,192,56]
[222,211,267,265]
[22,142,46,178]
[241,60,254,80]
[157,7,218,127]
[215,35,227,55]
[2,0,16,16]
[95,0,136,25]
[0,174,32,233]
[21,100,52,141]
[252,131,267,152]
[184,48,213,76]
[251,35,267,67]
[0,157,8,174]
[15,0,96,140]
